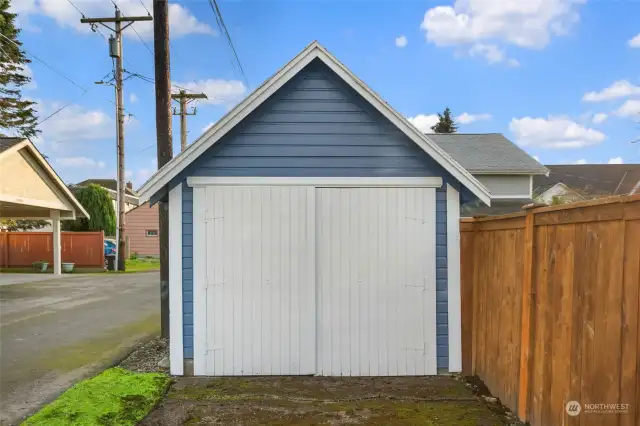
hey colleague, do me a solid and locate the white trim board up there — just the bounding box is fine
[192,186,207,376]
[168,183,184,375]
[187,176,443,188]
[446,184,462,373]
[139,41,491,206]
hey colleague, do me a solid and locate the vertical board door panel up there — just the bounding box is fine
[316,187,437,376]
[203,186,315,375]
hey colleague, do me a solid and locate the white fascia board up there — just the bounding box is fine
[168,183,183,375]
[139,41,491,206]
[187,176,443,188]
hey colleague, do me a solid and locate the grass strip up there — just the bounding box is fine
[22,367,170,426]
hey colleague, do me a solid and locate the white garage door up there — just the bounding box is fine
[199,186,316,375]
[194,183,437,376]
[316,188,437,376]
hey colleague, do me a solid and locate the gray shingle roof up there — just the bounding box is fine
[428,133,548,174]
[0,137,26,154]
[533,164,640,196]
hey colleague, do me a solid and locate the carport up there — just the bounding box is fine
[0,137,89,275]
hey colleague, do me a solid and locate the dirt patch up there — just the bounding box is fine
[119,337,169,373]
[142,376,521,425]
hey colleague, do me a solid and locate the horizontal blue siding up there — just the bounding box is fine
[177,59,461,369]
[436,187,448,370]
[182,183,193,359]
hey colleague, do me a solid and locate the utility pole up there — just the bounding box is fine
[172,90,207,152]
[80,8,152,271]
[153,0,172,339]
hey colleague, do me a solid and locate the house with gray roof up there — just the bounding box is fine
[428,133,549,215]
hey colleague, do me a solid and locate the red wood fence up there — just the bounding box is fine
[0,231,104,268]
[460,195,640,426]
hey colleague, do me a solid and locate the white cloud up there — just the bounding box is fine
[395,35,408,48]
[125,170,134,178]
[407,114,439,133]
[608,156,624,164]
[56,157,105,168]
[172,79,247,106]
[614,99,640,117]
[629,33,640,48]
[533,155,541,162]
[202,122,215,133]
[36,101,114,143]
[9,0,41,31]
[129,93,138,103]
[509,116,606,149]
[574,158,587,164]
[17,0,214,40]
[18,65,37,90]
[468,43,519,65]
[592,113,608,124]
[456,112,492,124]
[583,80,640,102]
[420,0,584,56]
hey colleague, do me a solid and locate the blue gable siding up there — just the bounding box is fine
[178,58,461,370]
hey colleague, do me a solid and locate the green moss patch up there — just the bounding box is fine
[22,367,170,426]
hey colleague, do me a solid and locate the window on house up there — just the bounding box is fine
[146,230,158,237]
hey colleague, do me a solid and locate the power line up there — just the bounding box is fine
[130,24,154,57]
[0,32,87,93]
[66,0,85,18]
[138,0,152,17]
[207,0,251,90]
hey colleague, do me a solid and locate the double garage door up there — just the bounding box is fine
[194,184,437,376]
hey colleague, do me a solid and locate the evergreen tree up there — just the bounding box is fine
[0,0,38,138]
[430,107,458,133]
[62,184,117,235]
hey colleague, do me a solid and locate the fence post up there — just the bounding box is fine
[517,206,537,421]
[2,232,8,268]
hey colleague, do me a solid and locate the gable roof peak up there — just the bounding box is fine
[139,41,491,205]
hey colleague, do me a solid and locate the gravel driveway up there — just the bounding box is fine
[0,272,160,425]
[142,375,517,425]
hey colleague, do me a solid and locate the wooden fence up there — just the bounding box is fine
[0,231,104,268]
[461,195,640,426]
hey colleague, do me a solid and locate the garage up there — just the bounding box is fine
[139,42,491,376]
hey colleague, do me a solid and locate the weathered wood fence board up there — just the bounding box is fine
[461,195,640,426]
[0,231,104,267]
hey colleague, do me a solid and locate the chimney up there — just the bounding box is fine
[126,181,133,190]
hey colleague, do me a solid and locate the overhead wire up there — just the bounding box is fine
[0,32,87,93]
[207,0,251,90]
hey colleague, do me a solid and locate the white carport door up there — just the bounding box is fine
[316,188,437,376]
[201,186,315,375]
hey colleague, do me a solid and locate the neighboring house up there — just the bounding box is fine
[140,41,491,377]
[24,179,140,233]
[124,202,159,257]
[70,179,140,213]
[0,137,89,274]
[534,164,640,203]
[428,134,549,216]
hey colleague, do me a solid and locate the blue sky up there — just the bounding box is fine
[8,0,640,188]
